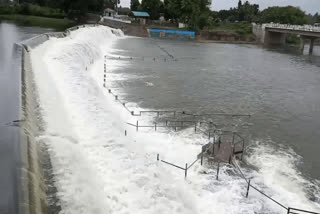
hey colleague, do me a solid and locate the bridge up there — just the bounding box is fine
[253,23,320,54]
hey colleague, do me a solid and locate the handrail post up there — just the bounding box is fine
[185,163,188,178]
[155,123,157,131]
[157,154,159,161]
[136,121,139,132]
[246,179,251,198]
[287,208,290,214]
[212,141,215,156]
[201,148,204,165]
[194,123,197,133]
[241,140,244,160]
[216,162,220,180]
[232,132,235,145]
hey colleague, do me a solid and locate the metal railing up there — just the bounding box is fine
[232,159,320,214]
[157,151,205,178]
[287,208,320,214]
[265,23,320,32]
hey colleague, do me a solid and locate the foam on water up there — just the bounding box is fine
[30,26,320,214]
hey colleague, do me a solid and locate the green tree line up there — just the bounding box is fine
[1,0,319,29]
[0,0,119,18]
[131,0,319,29]
[213,1,319,25]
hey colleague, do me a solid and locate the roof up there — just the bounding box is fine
[104,8,116,13]
[132,11,150,17]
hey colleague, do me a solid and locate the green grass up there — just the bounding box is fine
[0,14,76,30]
[210,22,252,35]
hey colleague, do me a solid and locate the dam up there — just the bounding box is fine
[1,23,320,214]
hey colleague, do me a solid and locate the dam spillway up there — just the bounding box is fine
[11,24,320,214]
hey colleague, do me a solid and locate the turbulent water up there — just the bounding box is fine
[29,26,320,214]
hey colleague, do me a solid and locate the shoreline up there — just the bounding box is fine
[195,39,259,45]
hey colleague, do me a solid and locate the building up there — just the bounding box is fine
[104,8,116,17]
[131,11,150,25]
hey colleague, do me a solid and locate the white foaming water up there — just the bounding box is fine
[30,26,320,214]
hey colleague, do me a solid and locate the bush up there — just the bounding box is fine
[210,22,252,35]
[286,34,299,44]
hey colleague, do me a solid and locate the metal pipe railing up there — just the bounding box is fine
[287,208,320,214]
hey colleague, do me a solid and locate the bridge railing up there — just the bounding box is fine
[265,23,320,32]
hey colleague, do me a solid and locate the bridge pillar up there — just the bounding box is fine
[309,38,315,55]
[300,37,305,53]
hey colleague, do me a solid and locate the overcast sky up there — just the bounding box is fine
[120,0,320,15]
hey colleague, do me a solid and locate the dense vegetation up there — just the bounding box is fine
[128,0,319,30]
[0,14,75,29]
[1,0,319,31]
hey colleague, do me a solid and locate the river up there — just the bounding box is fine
[109,37,320,179]
[1,23,320,213]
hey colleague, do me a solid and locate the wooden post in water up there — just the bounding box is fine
[157,154,159,161]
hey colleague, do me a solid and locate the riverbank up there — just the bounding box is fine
[0,14,75,30]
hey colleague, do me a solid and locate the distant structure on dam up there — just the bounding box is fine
[253,23,320,54]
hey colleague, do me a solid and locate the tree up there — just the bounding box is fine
[164,0,211,29]
[130,0,139,11]
[238,0,242,9]
[260,6,308,25]
[141,0,162,20]
[238,1,259,22]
